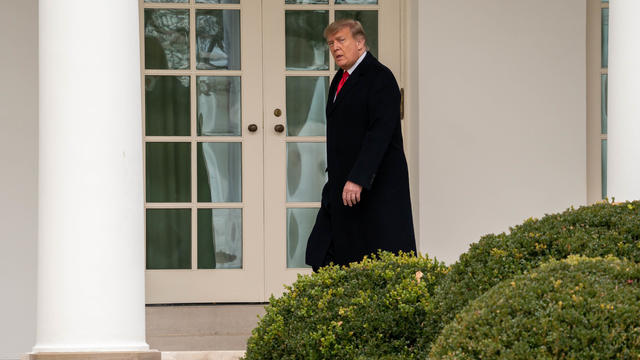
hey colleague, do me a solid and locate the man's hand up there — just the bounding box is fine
[342,181,363,207]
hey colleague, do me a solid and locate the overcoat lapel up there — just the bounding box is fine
[326,52,373,116]
[326,70,342,115]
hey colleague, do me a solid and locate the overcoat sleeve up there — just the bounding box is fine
[347,69,401,189]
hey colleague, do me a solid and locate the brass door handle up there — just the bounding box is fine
[274,108,282,117]
[274,124,285,133]
[248,124,258,132]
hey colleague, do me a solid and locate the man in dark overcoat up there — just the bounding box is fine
[305,19,416,271]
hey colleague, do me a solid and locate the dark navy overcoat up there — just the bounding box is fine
[306,52,416,268]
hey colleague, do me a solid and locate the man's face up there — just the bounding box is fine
[327,27,365,70]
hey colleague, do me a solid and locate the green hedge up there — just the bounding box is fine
[416,201,640,351]
[244,251,448,360]
[430,256,640,359]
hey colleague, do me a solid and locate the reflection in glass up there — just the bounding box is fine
[602,8,608,68]
[146,209,191,269]
[198,209,242,269]
[144,9,190,70]
[335,10,378,59]
[601,74,607,135]
[287,208,317,268]
[335,0,377,3]
[196,10,241,70]
[198,142,242,202]
[287,143,327,202]
[285,0,327,3]
[146,142,191,202]
[145,76,190,136]
[601,139,607,199]
[197,0,240,3]
[197,77,241,136]
[286,77,328,136]
[286,11,328,70]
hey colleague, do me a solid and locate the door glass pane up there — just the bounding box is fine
[286,76,328,136]
[196,10,241,70]
[601,74,607,135]
[144,9,190,70]
[287,208,317,268]
[602,8,608,68]
[335,0,378,3]
[146,142,191,202]
[198,142,242,202]
[285,11,328,70]
[147,209,191,269]
[198,209,243,269]
[287,143,327,202]
[197,0,240,3]
[601,139,608,199]
[285,0,328,3]
[335,10,378,58]
[197,76,242,136]
[146,76,190,136]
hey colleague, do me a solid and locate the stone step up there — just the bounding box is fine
[146,304,265,352]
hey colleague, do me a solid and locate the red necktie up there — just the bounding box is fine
[335,71,349,97]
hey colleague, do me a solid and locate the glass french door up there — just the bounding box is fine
[262,0,401,298]
[142,0,400,303]
[142,0,264,303]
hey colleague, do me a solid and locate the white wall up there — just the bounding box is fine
[417,0,587,264]
[0,0,38,358]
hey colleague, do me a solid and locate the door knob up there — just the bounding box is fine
[274,108,282,117]
[274,124,285,133]
[248,124,258,132]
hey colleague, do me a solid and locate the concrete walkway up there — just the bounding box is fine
[161,351,245,360]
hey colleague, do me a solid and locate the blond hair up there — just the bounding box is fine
[324,19,367,44]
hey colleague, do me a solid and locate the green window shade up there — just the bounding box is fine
[601,8,609,68]
[601,139,607,199]
[601,74,607,134]
[146,142,191,203]
[146,209,191,269]
[145,76,190,136]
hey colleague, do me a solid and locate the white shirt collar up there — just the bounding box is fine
[346,51,368,75]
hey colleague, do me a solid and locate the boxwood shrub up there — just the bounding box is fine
[243,251,448,360]
[430,256,640,359]
[417,200,640,351]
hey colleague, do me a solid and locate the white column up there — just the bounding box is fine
[34,0,148,353]
[608,0,640,201]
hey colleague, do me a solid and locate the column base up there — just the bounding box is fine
[29,351,161,360]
